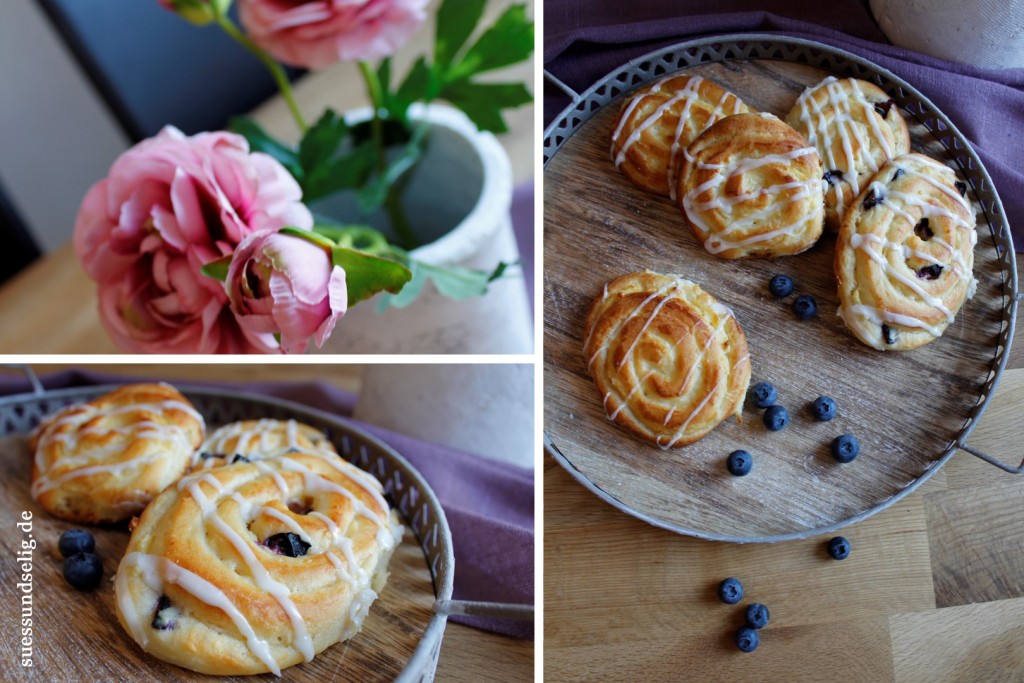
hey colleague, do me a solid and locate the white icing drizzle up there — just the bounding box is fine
[197,419,305,467]
[610,75,744,198]
[32,399,201,498]
[117,552,281,676]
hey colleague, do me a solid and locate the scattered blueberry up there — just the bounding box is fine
[768,274,795,298]
[882,324,898,345]
[862,189,883,211]
[58,529,95,558]
[823,169,843,187]
[891,168,905,181]
[955,180,968,197]
[151,595,178,631]
[811,396,837,422]
[749,382,777,409]
[745,603,770,630]
[735,626,760,653]
[914,218,934,241]
[718,577,743,604]
[917,264,943,280]
[793,295,817,320]
[831,434,860,463]
[873,98,895,118]
[63,552,103,591]
[264,532,311,558]
[827,536,851,560]
[727,450,753,476]
[763,405,789,431]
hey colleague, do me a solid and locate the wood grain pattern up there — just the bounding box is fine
[0,432,435,681]
[544,59,1010,539]
[545,368,1024,682]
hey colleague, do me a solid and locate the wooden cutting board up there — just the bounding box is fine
[544,58,1010,539]
[0,434,436,681]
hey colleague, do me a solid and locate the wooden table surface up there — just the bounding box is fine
[6,364,533,682]
[546,352,1024,681]
[0,0,532,355]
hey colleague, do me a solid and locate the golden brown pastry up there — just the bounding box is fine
[193,419,336,470]
[786,76,911,230]
[678,112,825,259]
[584,271,751,448]
[114,448,403,676]
[30,383,204,524]
[836,153,977,350]
[610,73,753,198]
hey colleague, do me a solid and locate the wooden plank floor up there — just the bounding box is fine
[545,366,1024,682]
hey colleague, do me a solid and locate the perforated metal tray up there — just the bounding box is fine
[543,35,1021,543]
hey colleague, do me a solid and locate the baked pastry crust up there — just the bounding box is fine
[584,271,751,448]
[194,419,336,470]
[610,74,753,198]
[678,112,825,259]
[30,383,204,524]
[835,153,977,351]
[787,76,911,230]
[115,448,403,676]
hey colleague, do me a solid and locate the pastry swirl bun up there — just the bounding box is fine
[194,419,336,469]
[115,448,403,676]
[30,383,204,524]
[610,74,753,198]
[584,271,751,448]
[836,153,977,351]
[678,113,825,259]
[786,76,911,230]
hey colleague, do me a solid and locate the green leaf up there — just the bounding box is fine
[394,57,432,114]
[313,223,390,255]
[377,261,427,311]
[332,246,412,307]
[279,226,336,250]
[355,125,427,213]
[302,140,378,202]
[447,4,533,81]
[200,254,233,282]
[377,57,392,92]
[441,82,532,133]
[435,0,487,66]
[298,110,348,172]
[227,116,301,179]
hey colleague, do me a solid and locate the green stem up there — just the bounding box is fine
[358,61,417,250]
[216,14,308,133]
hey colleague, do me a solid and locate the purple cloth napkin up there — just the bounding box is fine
[512,181,535,315]
[544,0,1024,251]
[0,370,533,639]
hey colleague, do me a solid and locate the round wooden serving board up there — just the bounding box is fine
[0,433,434,681]
[544,57,1009,540]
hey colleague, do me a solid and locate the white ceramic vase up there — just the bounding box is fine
[313,103,532,354]
[870,0,1024,69]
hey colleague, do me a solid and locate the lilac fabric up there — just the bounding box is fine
[0,370,533,639]
[545,0,1024,251]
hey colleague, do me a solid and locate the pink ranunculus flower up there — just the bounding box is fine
[238,0,430,69]
[226,230,347,353]
[74,125,313,354]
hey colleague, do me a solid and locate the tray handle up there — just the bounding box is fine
[1,364,44,396]
[959,442,1024,474]
[544,69,581,106]
[434,599,534,622]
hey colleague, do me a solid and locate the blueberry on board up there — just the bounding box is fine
[727,450,753,476]
[793,295,817,320]
[763,405,789,431]
[811,396,837,422]
[768,274,794,298]
[749,382,777,409]
[58,529,95,558]
[264,532,311,558]
[831,434,860,463]
[63,552,103,591]
[745,603,770,629]
[718,578,743,604]
[827,536,851,560]
[735,626,760,653]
